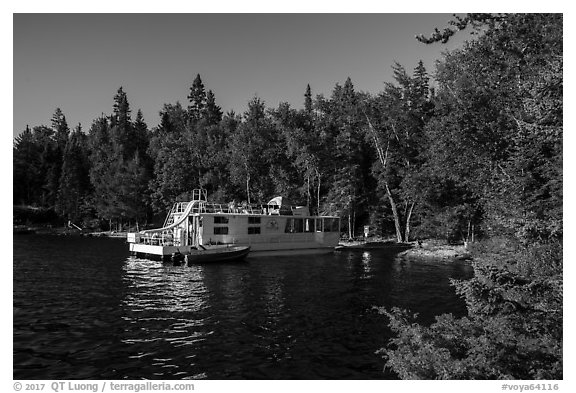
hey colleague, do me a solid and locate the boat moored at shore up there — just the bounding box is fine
[127,189,340,260]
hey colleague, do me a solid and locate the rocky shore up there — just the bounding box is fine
[336,238,472,261]
[398,244,472,261]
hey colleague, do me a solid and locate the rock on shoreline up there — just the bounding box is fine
[336,239,472,261]
[397,244,471,261]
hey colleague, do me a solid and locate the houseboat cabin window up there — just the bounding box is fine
[284,218,305,233]
[213,227,229,235]
[323,218,340,232]
[315,218,323,232]
[248,227,261,235]
[248,216,261,224]
[214,216,229,224]
[305,218,315,232]
[285,219,292,233]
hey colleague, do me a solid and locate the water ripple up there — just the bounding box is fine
[14,236,473,379]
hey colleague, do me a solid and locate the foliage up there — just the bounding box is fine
[377,13,562,379]
[148,102,196,212]
[86,89,152,224]
[378,239,562,379]
[227,96,287,203]
[56,124,91,222]
[364,61,433,241]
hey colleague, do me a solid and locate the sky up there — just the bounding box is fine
[13,13,473,136]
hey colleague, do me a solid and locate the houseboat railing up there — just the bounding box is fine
[165,201,310,220]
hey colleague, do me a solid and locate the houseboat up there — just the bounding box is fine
[127,189,340,259]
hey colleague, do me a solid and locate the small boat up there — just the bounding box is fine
[171,250,186,265]
[185,246,250,265]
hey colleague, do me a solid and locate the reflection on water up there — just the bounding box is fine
[119,258,212,379]
[14,236,473,379]
[122,257,208,313]
[361,251,373,278]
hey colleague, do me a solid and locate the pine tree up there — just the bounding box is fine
[56,124,90,222]
[133,109,151,163]
[51,107,70,149]
[13,126,40,205]
[322,77,367,238]
[111,87,135,159]
[304,84,313,114]
[187,74,207,123]
[88,116,116,220]
[203,89,223,125]
[34,108,72,210]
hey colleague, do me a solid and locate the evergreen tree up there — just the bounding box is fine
[320,77,370,238]
[56,124,90,222]
[112,87,132,128]
[203,90,223,126]
[51,107,70,149]
[27,125,60,208]
[133,109,153,175]
[45,108,71,208]
[304,83,313,114]
[114,154,150,226]
[187,74,207,123]
[13,125,40,205]
[88,116,116,220]
[111,87,135,159]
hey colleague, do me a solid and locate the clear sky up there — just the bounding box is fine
[13,13,473,136]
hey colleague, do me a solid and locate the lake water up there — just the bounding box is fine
[13,235,473,379]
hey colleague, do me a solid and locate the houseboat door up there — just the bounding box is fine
[188,216,201,247]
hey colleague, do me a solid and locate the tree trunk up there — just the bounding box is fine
[316,169,321,214]
[385,183,403,243]
[348,214,352,239]
[306,170,311,208]
[364,112,402,242]
[404,202,415,242]
[245,169,251,204]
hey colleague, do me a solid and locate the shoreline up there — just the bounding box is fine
[397,244,471,261]
[336,239,472,261]
[13,225,129,238]
[15,228,472,261]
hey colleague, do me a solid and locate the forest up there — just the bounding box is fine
[13,14,562,379]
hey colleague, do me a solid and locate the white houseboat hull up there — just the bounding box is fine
[129,232,340,259]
